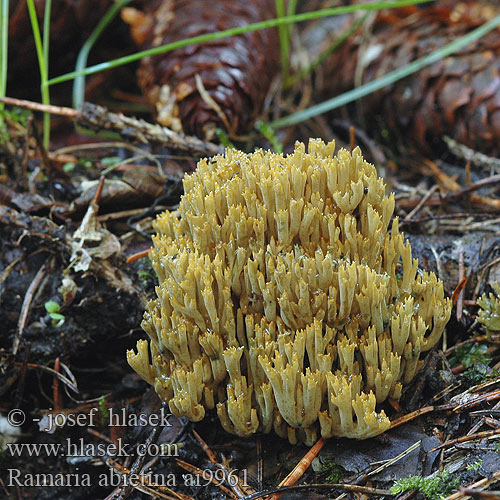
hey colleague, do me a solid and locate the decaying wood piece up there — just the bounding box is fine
[317,5,500,154]
[80,102,223,156]
[126,0,280,140]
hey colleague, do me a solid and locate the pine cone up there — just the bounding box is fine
[130,0,280,140]
[318,5,500,154]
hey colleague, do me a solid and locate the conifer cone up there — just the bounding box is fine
[319,5,500,154]
[130,0,280,141]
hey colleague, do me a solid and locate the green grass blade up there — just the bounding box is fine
[47,0,433,86]
[286,0,298,40]
[41,0,51,148]
[256,120,283,153]
[73,0,134,109]
[42,0,51,71]
[0,0,9,110]
[26,0,51,148]
[275,0,289,79]
[26,0,46,83]
[270,12,500,129]
[287,0,298,17]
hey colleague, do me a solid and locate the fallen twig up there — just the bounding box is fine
[267,437,326,500]
[240,483,392,500]
[0,97,223,157]
[401,213,499,225]
[445,335,500,356]
[104,456,192,500]
[428,428,500,453]
[442,468,500,500]
[444,136,500,172]
[389,406,436,429]
[456,252,465,321]
[452,388,500,412]
[114,426,163,500]
[460,489,500,499]
[191,429,250,498]
[424,159,500,210]
[452,276,467,307]
[126,248,151,263]
[367,440,421,477]
[404,184,439,221]
[11,361,78,394]
[13,262,48,355]
[53,357,62,411]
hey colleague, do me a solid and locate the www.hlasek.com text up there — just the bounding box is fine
[6,438,179,458]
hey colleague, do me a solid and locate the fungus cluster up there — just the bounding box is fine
[127,140,452,444]
[477,282,500,338]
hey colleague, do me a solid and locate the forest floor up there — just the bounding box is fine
[2,1,500,499]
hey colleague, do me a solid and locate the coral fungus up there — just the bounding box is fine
[128,140,452,444]
[477,282,500,338]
